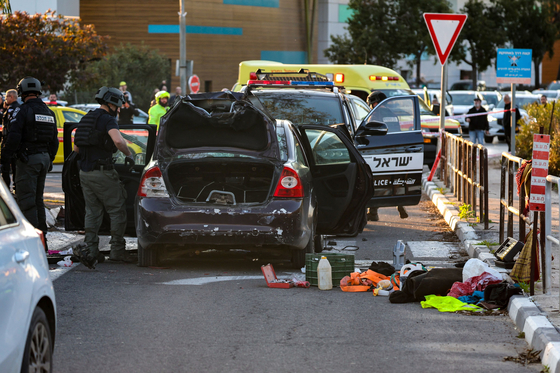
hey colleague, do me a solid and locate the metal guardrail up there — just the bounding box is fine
[545,175,559,298]
[499,153,530,244]
[440,132,489,228]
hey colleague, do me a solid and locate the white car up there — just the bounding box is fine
[447,90,487,133]
[486,93,538,143]
[69,103,149,124]
[532,89,560,102]
[0,180,56,372]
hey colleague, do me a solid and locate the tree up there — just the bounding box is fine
[394,0,452,87]
[0,11,107,92]
[0,0,11,14]
[492,0,560,87]
[68,43,170,112]
[324,0,402,68]
[449,0,506,90]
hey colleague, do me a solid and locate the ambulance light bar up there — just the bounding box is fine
[247,80,334,87]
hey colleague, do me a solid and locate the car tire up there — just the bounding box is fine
[292,220,316,268]
[137,242,159,267]
[484,135,494,144]
[21,307,53,373]
[497,136,505,142]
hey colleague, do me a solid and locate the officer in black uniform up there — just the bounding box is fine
[2,77,59,246]
[72,87,135,269]
[1,89,21,191]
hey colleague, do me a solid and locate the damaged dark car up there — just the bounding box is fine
[63,92,375,268]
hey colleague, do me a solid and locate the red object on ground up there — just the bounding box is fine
[448,272,502,298]
[427,149,441,182]
[261,264,293,288]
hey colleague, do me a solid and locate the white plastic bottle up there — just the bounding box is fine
[317,256,333,290]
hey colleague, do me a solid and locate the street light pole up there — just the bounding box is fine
[179,0,187,95]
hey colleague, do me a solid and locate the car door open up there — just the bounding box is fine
[62,122,157,234]
[299,125,373,236]
[354,95,424,208]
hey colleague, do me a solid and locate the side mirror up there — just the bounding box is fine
[357,120,388,136]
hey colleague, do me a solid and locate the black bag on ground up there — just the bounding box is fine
[389,268,463,303]
[480,282,522,309]
[369,261,396,276]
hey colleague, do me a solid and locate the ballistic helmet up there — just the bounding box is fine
[17,77,42,96]
[95,87,125,108]
[367,91,387,107]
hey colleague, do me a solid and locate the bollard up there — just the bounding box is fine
[393,240,406,270]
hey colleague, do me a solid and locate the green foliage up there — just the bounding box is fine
[516,102,560,176]
[517,281,529,293]
[449,0,506,90]
[436,187,447,194]
[517,331,525,339]
[459,203,476,220]
[491,0,560,86]
[0,0,11,14]
[324,0,451,76]
[0,11,107,91]
[65,43,169,112]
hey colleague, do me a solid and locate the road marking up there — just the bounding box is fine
[161,275,267,285]
[407,241,461,258]
[50,262,80,281]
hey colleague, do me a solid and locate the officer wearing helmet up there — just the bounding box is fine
[71,87,135,269]
[2,77,59,248]
[148,90,170,129]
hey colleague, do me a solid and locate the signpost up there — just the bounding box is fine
[496,49,532,156]
[423,13,467,169]
[189,74,200,94]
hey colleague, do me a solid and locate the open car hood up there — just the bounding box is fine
[156,91,280,160]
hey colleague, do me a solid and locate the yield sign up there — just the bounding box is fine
[423,13,467,65]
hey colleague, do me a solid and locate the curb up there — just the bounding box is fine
[423,175,560,372]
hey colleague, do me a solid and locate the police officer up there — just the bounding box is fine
[2,77,59,246]
[1,89,20,191]
[72,87,135,269]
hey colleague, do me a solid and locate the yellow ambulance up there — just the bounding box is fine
[234,60,410,102]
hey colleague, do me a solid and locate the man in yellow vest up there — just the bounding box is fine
[148,91,170,129]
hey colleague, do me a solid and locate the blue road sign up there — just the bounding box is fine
[497,49,532,84]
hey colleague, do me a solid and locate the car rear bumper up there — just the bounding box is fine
[135,197,311,251]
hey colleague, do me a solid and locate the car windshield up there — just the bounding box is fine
[449,93,476,106]
[548,82,560,90]
[482,93,500,106]
[496,96,539,109]
[254,92,343,125]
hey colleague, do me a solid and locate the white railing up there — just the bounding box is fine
[545,175,560,299]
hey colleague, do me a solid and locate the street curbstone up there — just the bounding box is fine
[523,316,555,347]
[543,342,560,373]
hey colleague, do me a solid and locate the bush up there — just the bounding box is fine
[63,43,169,112]
[516,102,560,176]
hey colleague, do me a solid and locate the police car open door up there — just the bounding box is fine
[62,123,157,235]
[354,95,424,208]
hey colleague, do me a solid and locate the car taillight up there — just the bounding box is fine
[249,72,258,80]
[138,166,169,198]
[35,229,46,250]
[274,167,304,198]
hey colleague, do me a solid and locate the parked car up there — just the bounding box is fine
[486,93,538,143]
[62,92,374,268]
[69,103,149,124]
[447,90,488,133]
[481,91,503,110]
[449,80,486,91]
[0,179,56,372]
[411,88,454,116]
[547,81,560,90]
[532,89,560,102]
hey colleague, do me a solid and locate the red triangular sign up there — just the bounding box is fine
[423,13,467,65]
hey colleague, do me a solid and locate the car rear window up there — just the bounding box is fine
[255,92,344,126]
[0,197,16,227]
[450,94,475,106]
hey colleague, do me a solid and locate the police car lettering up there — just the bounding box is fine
[363,153,423,172]
[35,114,55,123]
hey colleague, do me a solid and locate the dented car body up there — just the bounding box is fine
[62,92,374,268]
[135,92,374,267]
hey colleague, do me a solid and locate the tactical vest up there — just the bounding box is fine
[74,110,117,153]
[21,102,56,154]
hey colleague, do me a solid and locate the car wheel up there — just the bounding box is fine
[291,248,306,269]
[484,135,494,144]
[497,136,505,142]
[21,307,53,373]
[137,242,159,267]
[314,234,325,253]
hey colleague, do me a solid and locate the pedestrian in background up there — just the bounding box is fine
[169,86,182,107]
[119,81,134,104]
[3,77,59,250]
[502,94,520,152]
[118,92,139,125]
[540,95,548,106]
[1,89,20,191]
[72,87,135,269]
[46,93,60,106]
[148,91,170,129]
[465,97,488,145]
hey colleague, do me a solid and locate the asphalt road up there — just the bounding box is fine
[49,142,540,372]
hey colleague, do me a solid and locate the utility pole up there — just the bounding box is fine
[179,0,187,95]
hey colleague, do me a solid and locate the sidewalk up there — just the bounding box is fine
[424,145,560,372]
